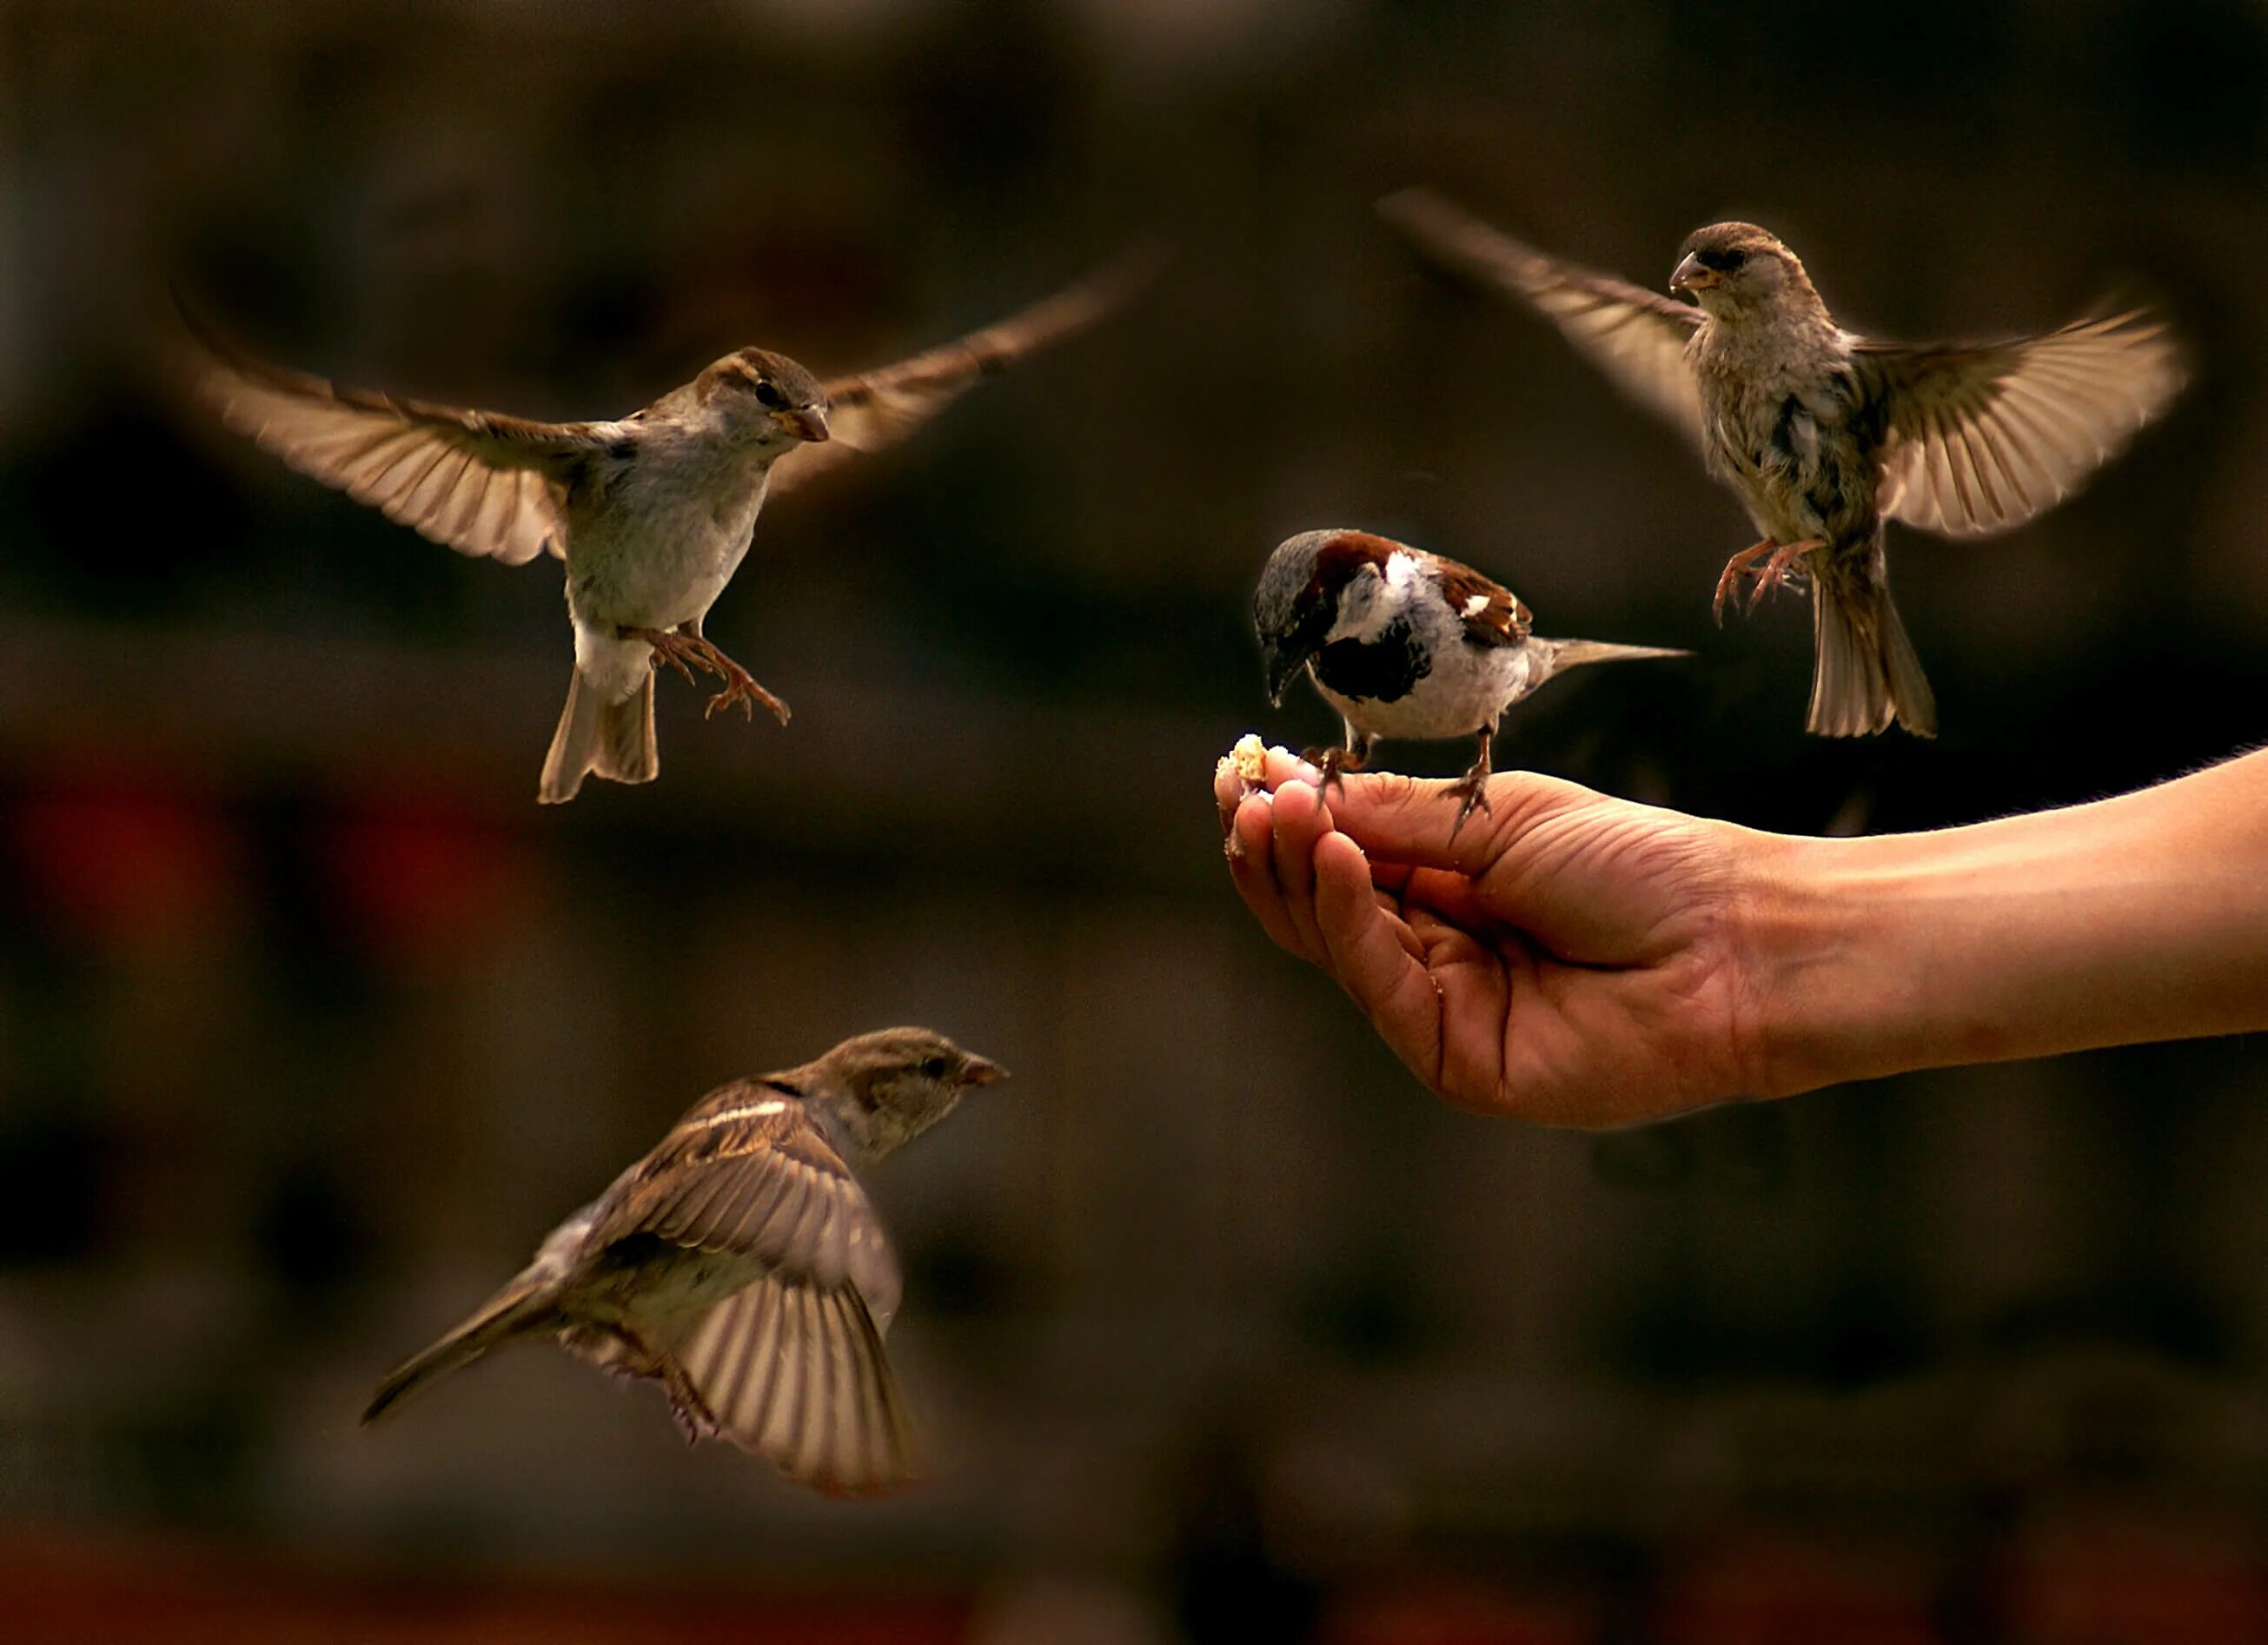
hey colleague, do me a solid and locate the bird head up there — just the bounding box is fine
[1253,529,1405,707]
[1669,222,1817,319]
[696,347,832,446]
[806,1027,1005,1161]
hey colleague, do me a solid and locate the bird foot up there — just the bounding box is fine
[623,627,792,726]
[1300,745,1364,805]
[1445,766,1492,834]
[1713,539,1821,620]
[653,1353,721,1446]
[1744,537,1821,612]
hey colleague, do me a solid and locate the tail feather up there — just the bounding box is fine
[362,1272,558,1425]
[1530,639,1690,682]
[1808,567,1937,738]
[539,671,657,805]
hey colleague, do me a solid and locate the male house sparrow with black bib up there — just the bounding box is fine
[182,249,1157,801]
[1254,529,1686,823]
[1380,189,2185,738]
[361,1028,1005,1495]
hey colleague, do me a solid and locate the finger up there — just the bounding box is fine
[1225,791,1312,961]
[1269,779,1335,965]
[1328,766,1598,874]
[1259,744,1326,789]
[1213,746,1254,833]
[1311,830,1445,1090]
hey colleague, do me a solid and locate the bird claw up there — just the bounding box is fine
[1714,538,1821,620]
[1301,746,1360,805]
[1446,769,1492,835]
[624,627,792,726]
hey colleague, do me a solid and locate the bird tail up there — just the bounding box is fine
[362,1270,559,1424]
[1807,560,1937,738]
[539,670,658,805]
[1529,639,1691,684]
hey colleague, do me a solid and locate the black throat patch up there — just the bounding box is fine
[1312,617,1429,704]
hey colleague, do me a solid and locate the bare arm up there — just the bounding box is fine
[1216,743,2268,1127]
[1748,746,2268,1094]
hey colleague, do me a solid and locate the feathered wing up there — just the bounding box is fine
[586,1081,917,1490]
[1858,312,2185,538]
[176,302,617,566]
[1427,554,1533,649]
[672,1274,923,1494]
[764,241,1169,499]
[1379,189,1705,441]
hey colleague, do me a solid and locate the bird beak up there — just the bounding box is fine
[960,1057,1007,1089]
[1262,640,1309,709]
[772,406,830,443]
[1669,254,1715,295]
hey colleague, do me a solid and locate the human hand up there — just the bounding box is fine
[1216,745,1777,1127]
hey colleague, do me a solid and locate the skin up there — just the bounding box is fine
[1215,744,2268,1128]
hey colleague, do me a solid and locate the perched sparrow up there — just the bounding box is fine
[181,248,1159,801]
[361,1027,1005,1495]
[1253,529,1686,822]
[1379,189,2185,737]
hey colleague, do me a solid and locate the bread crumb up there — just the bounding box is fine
[1230,733,1269,784]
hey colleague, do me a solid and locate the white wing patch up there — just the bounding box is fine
[1463,594,1490,618]
[696,1098,789,1129]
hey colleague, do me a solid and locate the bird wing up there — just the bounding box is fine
[670,1274,924,1495]
[587,1078,904,1330]
[763,241,1169,499]
[1429,554,1532,648]
[1379,188,1704,441]
[177,302,618,566]
[1857,312,2185,538]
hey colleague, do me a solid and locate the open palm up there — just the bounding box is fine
[1217,746,1768,1127]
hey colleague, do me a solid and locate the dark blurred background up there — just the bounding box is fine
[4,1,2268,1640]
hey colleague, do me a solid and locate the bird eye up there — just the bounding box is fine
[1711,248,1747,273]
[920,1056,950,1080]
[752,381,785,409]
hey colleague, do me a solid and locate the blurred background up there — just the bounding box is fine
[5,1,2268,1639]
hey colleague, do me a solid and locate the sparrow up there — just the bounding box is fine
[179,247,1161,801]
[1379,189,2185,738]
[361,1027,1005,1495]
[1253,528,1687,823]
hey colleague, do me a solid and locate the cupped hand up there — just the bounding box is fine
[1216,745,1778,1127]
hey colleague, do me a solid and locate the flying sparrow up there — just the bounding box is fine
[1379,189,2185,738]
[180,247,1161,801]
[361,1027,1005,1495]
[1253,528,1687,823]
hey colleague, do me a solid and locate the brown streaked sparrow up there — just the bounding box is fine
[180,247,1161,801]
[361,1027,1005,1496]
[1379,189,2185,739]
[1254,529,1687,823]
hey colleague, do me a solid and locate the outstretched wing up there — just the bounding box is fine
[589,1079,903,1330]
[764,241,1169,498]
[1857,313,2185,537]
[1379,189,1704,441]
[672,1274,923,1494]
[588,1079,917,1493]
[177,301,619,566]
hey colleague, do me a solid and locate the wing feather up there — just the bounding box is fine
[1860,309,2184,537]
[764,242,1167,499]
[1379,188,1704,441]
[176,299,615,564]
[587,1081,903,1328]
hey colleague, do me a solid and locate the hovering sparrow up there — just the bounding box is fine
[1254,529,1686,823]
[1379,189,2185,738]
[180,248,1160,800]
[361,1027,1005,1495]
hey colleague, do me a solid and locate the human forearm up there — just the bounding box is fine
[1743,748,2268,1096]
